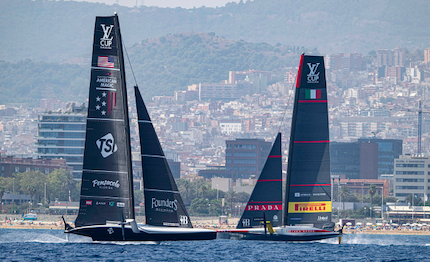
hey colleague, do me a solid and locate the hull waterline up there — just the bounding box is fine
[217,226,341,242]
[67,224,217,241]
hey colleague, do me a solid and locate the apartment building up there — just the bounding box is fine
[35,106,86,179]
[393,155,430,201]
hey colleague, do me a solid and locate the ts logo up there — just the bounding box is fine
[96,133,118,158]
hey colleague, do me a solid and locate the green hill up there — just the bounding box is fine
[1,0,429,63]
[127,32,302,97]
[0,60,88,105]
[0,33,305,105]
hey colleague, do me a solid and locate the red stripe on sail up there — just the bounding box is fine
[257,179,282,182]
[115,92,117,107]
[294,140,330,143]
[107,92,110,116]
[268,155,282,158]
[298,100,327,103]
[291,184,331,187]
[295,54,304,88]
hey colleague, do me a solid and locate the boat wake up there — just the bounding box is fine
[0,229,90,243]
[329,234,430,246]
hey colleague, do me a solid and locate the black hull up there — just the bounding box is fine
[67,225,216,241]
[217,231,341,242]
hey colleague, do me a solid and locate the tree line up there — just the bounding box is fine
[0,169,79,208]
[134,178,251,216]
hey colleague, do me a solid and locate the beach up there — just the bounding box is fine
[2,215,430,236]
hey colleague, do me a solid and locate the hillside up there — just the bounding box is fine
[127,32,302,96]
[0,60,88,105]
[0,33,303,105]
[1,0,429,63]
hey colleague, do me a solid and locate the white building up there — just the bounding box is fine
[211,177,232,192]
[219,120,242,134]
[393,155,430,202]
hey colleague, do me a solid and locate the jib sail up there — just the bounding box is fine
[237,133,283,229]
[135,86,192,228]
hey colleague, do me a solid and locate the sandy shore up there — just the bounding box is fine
[3,215,430,235]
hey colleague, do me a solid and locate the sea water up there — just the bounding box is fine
[1,229,430,261]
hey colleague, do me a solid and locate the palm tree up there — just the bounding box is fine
[200,184,207,199]
[339,185,350,211]
[178,180,192,205]
[226,190,237,214]
[27,185,36,204]
[369,184,377,218]
[61,170,76,197]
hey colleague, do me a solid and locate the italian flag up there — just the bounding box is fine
[305,89,321,99]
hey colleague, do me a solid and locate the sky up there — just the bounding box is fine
[70,0,241,8]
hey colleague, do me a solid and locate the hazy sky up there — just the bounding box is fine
[71,0,241,8]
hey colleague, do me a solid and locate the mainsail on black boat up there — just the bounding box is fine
[217,54,341,242]
[64,14,216,241]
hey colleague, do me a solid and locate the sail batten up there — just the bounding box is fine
[284,55,332,229]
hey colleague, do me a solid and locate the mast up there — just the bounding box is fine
[115,13,135,219]
[283,54,332,229]
[75,15,134,227]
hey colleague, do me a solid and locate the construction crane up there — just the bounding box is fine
[401,101,430,155]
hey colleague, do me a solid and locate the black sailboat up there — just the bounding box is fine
[64,14,216,241]
[217,54,341,242]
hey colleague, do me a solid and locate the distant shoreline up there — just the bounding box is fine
[2,224,430,236]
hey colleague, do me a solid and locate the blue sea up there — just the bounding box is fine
[1,229,430,261]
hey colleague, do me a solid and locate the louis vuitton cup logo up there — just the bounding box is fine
[100,24,114,49]
[307,63,320,83]
[96,133,118,158]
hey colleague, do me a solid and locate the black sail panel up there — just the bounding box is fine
[237,133,283,228]
[135,86,192,228]
[284,55,332,229]
[75,15,134,227]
